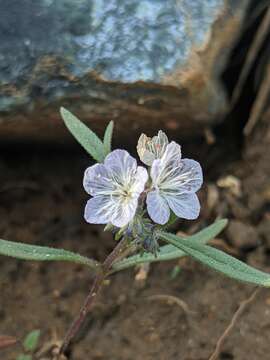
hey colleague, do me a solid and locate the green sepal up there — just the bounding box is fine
[112,219,228,272]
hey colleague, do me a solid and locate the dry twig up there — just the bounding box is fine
[244,63,270,135]
[231,6,270,106]
[209,287,260,360]
[0,335,17,350]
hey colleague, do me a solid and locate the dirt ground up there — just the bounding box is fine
[0,112,270,360]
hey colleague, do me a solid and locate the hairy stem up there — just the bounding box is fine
[59,237,129,355]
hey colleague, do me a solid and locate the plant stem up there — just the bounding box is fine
[59,237,129,355]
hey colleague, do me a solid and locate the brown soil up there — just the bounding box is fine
[0,117,270,360]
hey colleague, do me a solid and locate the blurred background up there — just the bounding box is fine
[0,1,270,359]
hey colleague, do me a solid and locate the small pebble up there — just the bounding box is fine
[226,220,259,250]
[258,217,270,248]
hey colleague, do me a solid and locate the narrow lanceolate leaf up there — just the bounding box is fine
[0,239,100,270]
[159,231,270,287]
[23,330,40,352]
[103,120,114,156]
[60,107,105,162]
[112,219,228,272]
[181,219,228,244]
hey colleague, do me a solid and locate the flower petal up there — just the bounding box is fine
[159,158,203,194]
[111,198,138,228]
[151,141,182,186]
[161,141,182,166]
[131,166,148,194]
[166,193,200,220]
[137,134,155,166]
[83,164,113,196]
[137,131,169,166]
[150,158,162,184]
[146,191,170,225]
[84,195,114,224]
[152,130,169,158]
[105,149,137,176]
[177,159,203,193]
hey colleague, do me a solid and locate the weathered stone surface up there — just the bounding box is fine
[0,0,250,143]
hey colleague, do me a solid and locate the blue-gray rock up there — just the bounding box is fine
[0,0,250,143]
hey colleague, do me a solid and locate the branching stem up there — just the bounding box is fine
[59,237,129,356]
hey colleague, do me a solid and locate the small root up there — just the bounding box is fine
[208,287,260,360]
[35,331,65,360]
[146,294,196,315]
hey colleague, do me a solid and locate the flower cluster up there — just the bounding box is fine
[83,130,203,232]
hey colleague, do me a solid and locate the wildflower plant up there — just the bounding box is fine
[0,330,41,360]
[16,330,41,360]
[0,107,270,356]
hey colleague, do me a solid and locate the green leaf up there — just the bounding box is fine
[16,355,32,360]
[112,219,228,272]
[163,212,178,228]
[0,239,100,270]
[23,330,40,352]
[103,121,114,156]
[158,230,270,287]
[170,265,182,279]
[60,107,105,162]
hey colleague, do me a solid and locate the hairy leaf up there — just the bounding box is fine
[103,120,114,156]
[60,107,105,162]
[0,239,100,270]
[159,230,270,287]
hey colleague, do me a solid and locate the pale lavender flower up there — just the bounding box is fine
[146,141,203,225]
[137,130,168,166]
[83,150,148,228]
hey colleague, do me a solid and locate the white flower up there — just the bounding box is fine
[137,130,168,166]
[146,141,203,225]
[83,150,148,228]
